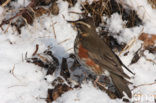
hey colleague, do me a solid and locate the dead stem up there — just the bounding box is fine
[143,54,156,64]
[0,0,38,28]
[66,47,73,52]
[58,38,70,45]
[100,0,109,16]
[4,22,11,33]
[8,84,27,88]
[119,37,136,56]
[32,44,39,56]
[68,11,84,14]
[132,82,156,91]
[81,2,89,14]
[10,65,21,81]
[1,0,11,7]
[117,0,123,15]
[52,22,57,39]
[145,58,156,64]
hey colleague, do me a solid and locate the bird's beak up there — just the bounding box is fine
[67,20,77,24]
[67,20,78,30]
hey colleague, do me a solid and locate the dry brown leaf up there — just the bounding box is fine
[49,1,59,15]
[46,84,72,103]
[34,7,49,17]
[138,33,156,48]
[148,0,156,9]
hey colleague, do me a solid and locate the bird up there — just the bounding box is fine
[68,17,134,98]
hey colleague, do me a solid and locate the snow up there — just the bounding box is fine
[0,6,3,14]
[54,83,122,103]
[0,0,156,103]
[120,0,156,33]
[107,13,125,33]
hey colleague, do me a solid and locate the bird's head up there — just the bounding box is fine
[67,17,96,38]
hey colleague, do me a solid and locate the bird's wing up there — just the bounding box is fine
[84,37,130,79]
[87,51,130,79]
[85,41,132,98]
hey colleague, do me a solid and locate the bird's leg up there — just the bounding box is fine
[94,76,107,90]
[94,76,100,87]
[83,72,88,82]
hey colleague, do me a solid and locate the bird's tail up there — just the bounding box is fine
[110,73,132,98]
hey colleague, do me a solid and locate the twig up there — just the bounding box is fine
[52,22,57,39]
[68,11,84,14]
[66,47,73,52]
[143,54,156,64]
[0,10,22,28]
[100,0,109,16]
[132,82,156,91]
[34,36,53,40]
[32,44,39,56]
[10,65,21,81]
[145,58,156,64]
[137,5,152,19]
[116,0,123,15]
[37,97,47,100]
[81,2,89,14]
[0,0,38,28]
[4,22,11,33]
[58,38,70,45]
[119,37,136,56]
[8,84,27,88]
[62,14,66,20]
[1,0,11,7]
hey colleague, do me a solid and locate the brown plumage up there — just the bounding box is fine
[69,17,134,98]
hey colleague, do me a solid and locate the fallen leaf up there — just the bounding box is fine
[138,33,156,48]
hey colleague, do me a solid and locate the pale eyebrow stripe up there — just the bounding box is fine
[76,21,91,28]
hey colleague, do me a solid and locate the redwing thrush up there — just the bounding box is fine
[68,17,134,98]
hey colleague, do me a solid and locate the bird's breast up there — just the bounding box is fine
[75,43,103,75]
